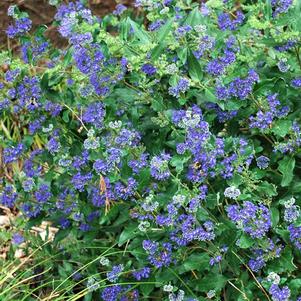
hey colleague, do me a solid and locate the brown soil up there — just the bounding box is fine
[0,0,132,50]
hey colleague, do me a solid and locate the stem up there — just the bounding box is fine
[63,104,88,132]
[228,280,250,301]
[232,251,271,301]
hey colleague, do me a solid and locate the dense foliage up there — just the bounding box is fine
[1,0,301,300]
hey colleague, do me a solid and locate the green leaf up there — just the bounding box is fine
[292,181,301,193]
[84,293,93,301]
[178,253,210,274]
[272,120,292,137]
[127,18,150,43]
[224,100,244,110]
[48,74,64,87]
[40,72,49,90]
[278,157,295,187]
[289,279,301,291]
[265,0,272,20]
[138,168,151,191]
[178,97,188,105]
[140,283,155,296]
[196,207,210,221]
[110,88,139,102]
[187,50,203,82]
[237,233,254,249]
[157,18,173,42]
[118,224,137,246]
[170,155,190,173]
[257,181,278,197]
[151,97,165,112]
[270,207,279,227]
[203,88,219,105]
[22,135,34,148]
[62,110,70,123]
[54,229,70,243]
[155,269,174,283]
[228,173,244,186]
[185,7,204,26]
[177,47,188,64]
[194,274,227,292]
[63,48,73,67]
[151,43,167,60]
[151,19,173,59]
[120,18,131,40]
[276,228,290,243]
[268,247,297,273]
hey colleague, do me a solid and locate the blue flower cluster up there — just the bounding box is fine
[249,94,289,130]
[6,17,32,38]
[227,201,271,238]
[216,69,259,100]
[1,0,301,300]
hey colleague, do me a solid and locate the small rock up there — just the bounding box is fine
[0,215,10,227]
[39,230,47,241]
[14,249,25,259]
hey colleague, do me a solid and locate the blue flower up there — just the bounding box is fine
[12,233,25,245]
[141,63,157,76]
[6,17,32,38]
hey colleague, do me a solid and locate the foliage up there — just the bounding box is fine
[1,0,301,300]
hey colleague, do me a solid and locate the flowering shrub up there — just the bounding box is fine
[1,0,301,300]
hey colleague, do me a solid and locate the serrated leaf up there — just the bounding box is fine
[187,50,203,82]
[157,18,173,42]
[278,157,295,187]
[138,168,151,190]
[257,181,277,197]
[177,47,188,64]
[237,233,254,249]
[272,120,292,137]
[179,253,210,274]
[194,274,228,292]
[270,207,279,227]
[185,7,204,26]
[54,229,70,243]
[118,224,137,246]
[127,18,150,43]
[268,247,297,273]
[140,282,155,297]
[289,279,301,291]
[170,155,186,172]
[151,19,173,59]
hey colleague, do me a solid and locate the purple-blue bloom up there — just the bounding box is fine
[0,186,18,208]
[218,11,244,31]
[141,63,157,76]
[168,78,190,98]
[227,201,271,238]
[291,77,301,88]
[6,17,32,38]
[256,156,270,169]
[132,267,151,280]
[269,284,290,301]
[150,153,171,180]
[3,143,24,164]
[271,0,293,17]
[12,233,25,245]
